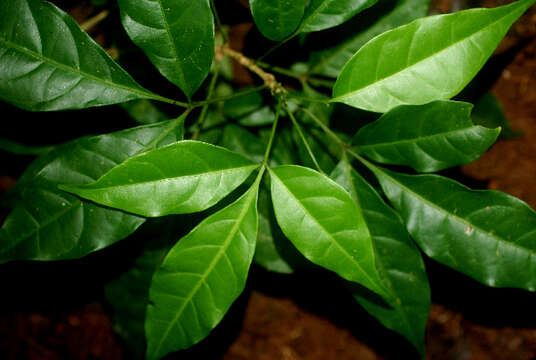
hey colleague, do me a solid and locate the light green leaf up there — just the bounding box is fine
[249,0,307,41]
[332,0,536,113]
[0,118,185,263]
[0,0,162,111]
[309,0,430,78]
[269,165,389,298]
[298,0,378,33]
[145,181,260,360]
[369,164,536,291]
[353,101,500,172]
[331,158,430,355]
[118,0,214,98]
[61,141,259,217]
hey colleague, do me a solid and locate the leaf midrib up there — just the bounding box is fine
[355,125,491,150]
[271,169,385,296]
[332,4,520,102]
[299,0,331,32]
[0,37,156,101]
[149,187,256,359]
[75,164,259,193]
[376,168,536,257]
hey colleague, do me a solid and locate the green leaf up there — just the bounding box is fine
[0,139,54,155]
[369,165,536,291]
[238,106,275,127]
[249,0,307,41]
[472,92,518,139]
[269,165,389,299]
[61,141,259,217]
[145,181,260,360]
[298,0,378,33]
[120,100,169,125]
[331,158,430,355]
[0,0,161,111]
[222,124,266,164]
[293,127,336,173]
[223,90,263,119]
[353,101,500,172]
[309,0,430,78]
[118,0,214,98]
[0,118,185,263]
[332,0,536,113]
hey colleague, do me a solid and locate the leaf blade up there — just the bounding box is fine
[0,0,159,111]
[332,0,536,113]
[145,182,259,360]
[61,141,259,217]
[298,0,378,34]
[249,0,307,41]
[0,118,185,263]
[353,101,500,172]
[269,165,389,298]
[369,165,536,291]
[331,159,430,354]
[118,0,215,98]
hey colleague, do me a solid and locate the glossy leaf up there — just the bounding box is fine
[309,0,430,77]
[298,0,378,33]
[118,0,214,98]
[370,165,536,291]
[145,181,260,360]
[332,0,536,113]
[0,0,161,111]
[269,165,389,298]
[0,118,185,263]
[61,141,259,217]
[353,101,500,172]
[249,0,307,41]
[331,158,430,354]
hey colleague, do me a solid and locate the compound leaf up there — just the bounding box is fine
[309,0,430,78]
[332,0,536,113]
[269,165,389,299]
[353,101,500,172]
[298,0,378,33]
[118,0,214,98]
[331,158,430,355]
[249,0,307,41]
[145,181,259,360]
[0,0,161,111]
[370,165,536,291]
[0,118,185,263]
[61,141,259,217]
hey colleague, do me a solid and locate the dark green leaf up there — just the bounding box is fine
[331,158,430,354]
[0,0,161,111]
[223,90,263,119]
[222,124,266,164]
[120,100,169,125]
[118,0,214,98]
[145,181,260,360]
[298,0,378,33]
[0,118,185,263]
[332,0,536,113]
[239,106,275,127]
[0,139,54,155]
[269,165,389,299]
[293,127,336,173]
[472,92,518,138]
[369,165,536,291]
[249,0,307,41]
[353,101,500,172]
[61,141,259,217]
[309,0,430,77]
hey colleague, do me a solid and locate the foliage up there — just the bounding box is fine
[1,0,535,358]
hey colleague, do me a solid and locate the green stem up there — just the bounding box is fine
[263,99,283,164]
[210,0,228,43]
[148,93,190,108]
[288,94,330,104]
[287,106,324,174]
[190,85,267,107]
[192,66,220,140]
